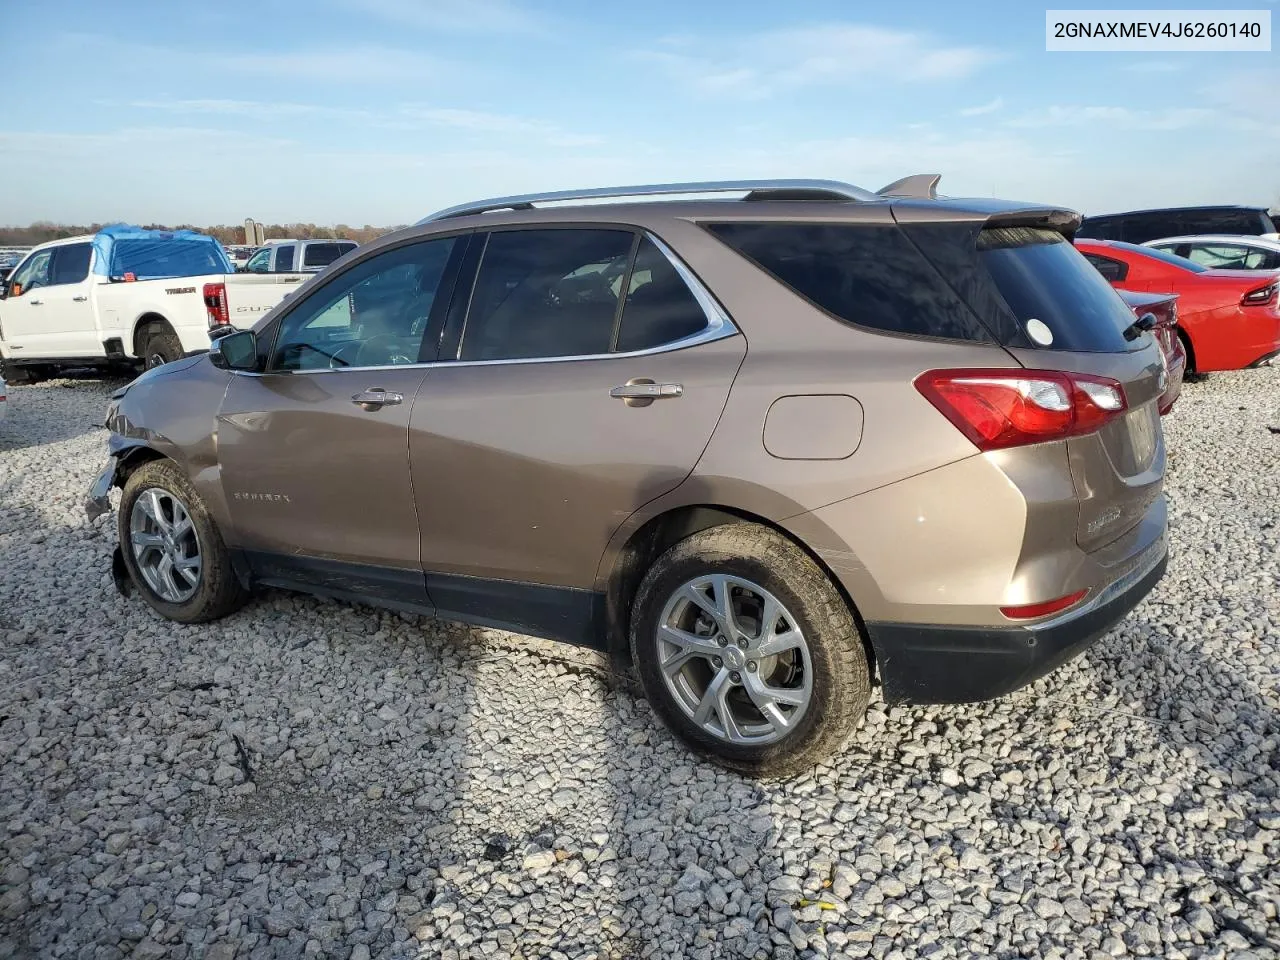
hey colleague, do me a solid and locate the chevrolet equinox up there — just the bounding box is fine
[87,177,1169,776]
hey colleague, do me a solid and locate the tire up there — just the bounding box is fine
[118,459,248,623]
[0,355,40,384]
[630,523,871,777]
[142,326,183,369]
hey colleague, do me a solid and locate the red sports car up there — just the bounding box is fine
[1076,239,1280,373]
[1118,289,1184,414]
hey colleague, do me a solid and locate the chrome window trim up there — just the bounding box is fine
[239,229,739,377]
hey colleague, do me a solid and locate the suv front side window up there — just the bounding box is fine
[270,237,459,371]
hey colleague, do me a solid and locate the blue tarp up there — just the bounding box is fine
[91,225,232,280]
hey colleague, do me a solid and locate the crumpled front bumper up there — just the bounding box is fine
[84,455,118,522]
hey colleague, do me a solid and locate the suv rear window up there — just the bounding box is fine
[979,227,1135,352]
[706,223,992,342]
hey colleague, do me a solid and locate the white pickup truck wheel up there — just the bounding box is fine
[143,328,184,369]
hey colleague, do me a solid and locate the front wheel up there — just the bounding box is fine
[118,459,248,623]
[630,523,871,777]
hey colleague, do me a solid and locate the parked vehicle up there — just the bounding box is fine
[1117,289,1184,414]
[1144,235,1280,272]
[0,226,307,383]
[1077,239,1280,373]
[242,239,356,274]
[88,177,1169,775]
[0,374,6,419]
[1076,205,1278,245]
[224,245,256,270]
[0,252,23,283]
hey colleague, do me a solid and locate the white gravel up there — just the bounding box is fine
[1,370,1278,960]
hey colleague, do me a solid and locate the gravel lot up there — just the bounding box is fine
[1,369,1277,960]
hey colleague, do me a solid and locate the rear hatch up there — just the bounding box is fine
[904,218,1166,551]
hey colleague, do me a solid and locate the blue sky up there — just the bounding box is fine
[2,0,1276,225]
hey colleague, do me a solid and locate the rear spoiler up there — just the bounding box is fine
[877,174,942,200]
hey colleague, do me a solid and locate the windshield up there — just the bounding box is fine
[979,227,1137,352]
[109,239,232,280]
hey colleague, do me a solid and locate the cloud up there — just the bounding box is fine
[223,45,445,83]
[339,0,545,33]
[1122,60,1183,73]
[959,97,1004,117]
[1007,105,1215,131]
[635,24,995,99]
[119,99,604,147]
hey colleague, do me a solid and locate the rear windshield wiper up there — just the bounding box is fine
[1122,311,1158,342]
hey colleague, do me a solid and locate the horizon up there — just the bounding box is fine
[2,0,1277,226]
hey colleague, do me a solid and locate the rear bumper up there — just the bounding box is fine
[1248,347,1280,368]
[868,539,1167,705]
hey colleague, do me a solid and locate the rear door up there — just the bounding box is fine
[409,226,746,605]
[977,227,1165,550]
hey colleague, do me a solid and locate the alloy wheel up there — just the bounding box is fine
[656,574,813,745]
[129,488,202,603]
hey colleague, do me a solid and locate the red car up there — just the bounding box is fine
[1076,239,1280,373]
[1118,289,1184,414]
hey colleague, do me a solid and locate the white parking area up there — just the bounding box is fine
[1,372,1277,960]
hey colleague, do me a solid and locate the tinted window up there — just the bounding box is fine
[1185,210,1270,235]
[275,244,296,271]
[459,229,633,361]
[110,239,230,279]
[708,222,991,342]
[51,243,92,285]
[1114,241,1208,273]
[1082,252,1128,283]
[615,238,709,352]
[271,238,458,371]
[1122,213,1184,244]
[979,228,1135,352]
[303,242,355,268]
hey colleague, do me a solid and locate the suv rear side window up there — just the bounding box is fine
[304,242,354,268]
[979,228,1135,352]
[459,229,634,361]
[707,222,991,342]
[615,237,709,352]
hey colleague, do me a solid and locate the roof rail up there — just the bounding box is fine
[418,178,880,223]
[877,173,942,199]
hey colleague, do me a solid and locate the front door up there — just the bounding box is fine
[409,227,746,619]
[33,242,98,356]
[216,234,466,608]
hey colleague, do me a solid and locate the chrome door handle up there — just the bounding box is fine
[351,388,403,407]
[610,382,683,399]
[72,295,88,302]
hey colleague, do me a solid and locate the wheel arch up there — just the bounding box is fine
[131,312,175,357]
[1176,327,1197,375]
[601,503,876,687]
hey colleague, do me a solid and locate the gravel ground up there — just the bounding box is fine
[1,370,1277,960]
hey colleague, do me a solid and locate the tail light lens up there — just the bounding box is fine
[1241,281,1277,307]
[915,369,1128,451]
[1001,589,1088,620]
[203,282,229,325]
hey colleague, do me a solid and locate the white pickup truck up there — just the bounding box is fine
[0,227,305,383]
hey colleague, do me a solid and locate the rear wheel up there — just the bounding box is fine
[0,354,42,384]
[142,326,183,369]
[118,459,248,623]
[630,523,871,777]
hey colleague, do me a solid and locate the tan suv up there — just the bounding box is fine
[87,177,1169,776]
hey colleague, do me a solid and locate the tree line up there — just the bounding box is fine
[0,222,401,247]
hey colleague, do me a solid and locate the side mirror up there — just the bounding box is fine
[209,329,259,371]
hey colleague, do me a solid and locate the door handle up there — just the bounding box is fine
[72,295,88,302]
[28,299,42,306]
[610,380,684,407]
[351,388,403,408]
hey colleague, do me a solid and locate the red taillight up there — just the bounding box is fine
[1242,282,1277,307]
[915,368,1127,451]
[203,282,229,325]
[1000,589,1088,620]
